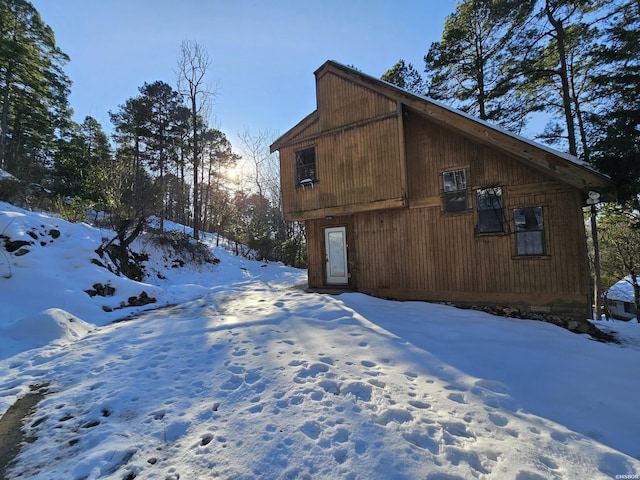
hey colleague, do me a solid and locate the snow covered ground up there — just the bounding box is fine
[1,201,639,479]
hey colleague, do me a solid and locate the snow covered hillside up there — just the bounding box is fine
[1,202,639,479]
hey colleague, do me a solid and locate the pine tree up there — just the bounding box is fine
[54,116,111,201]
[521,0,606,157]
[589,0,640,206]
[0,0,71,179]
[381,59,426,95]
[109,96,156,219]
[137,81,183,229]
[424,0,535,131]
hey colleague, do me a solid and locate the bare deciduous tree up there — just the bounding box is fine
[238,127,281,202]
[176,40,215,239]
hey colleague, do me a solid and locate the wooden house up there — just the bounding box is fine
[270,60,616,320]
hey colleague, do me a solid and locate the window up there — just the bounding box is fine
[624,302,636,314]
[442,169,467,213]
[477,187,504,233]
[295,147,317,186]
[514,207,545,255]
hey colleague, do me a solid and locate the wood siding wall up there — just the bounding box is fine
[316,71,397,131]
[306,110,590,317]
[279,72,406,220]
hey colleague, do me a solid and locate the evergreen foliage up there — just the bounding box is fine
[54,116,111,202]
[598,205,640,313]
[522,0,605,157]
[423,0,535,131]
[0,0,72,181]
[381,59,426,95]
[589,0,640,207]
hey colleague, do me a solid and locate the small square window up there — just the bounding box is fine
[295,147,317,185]
[477,187,504,233]
[514,207,545,255]
[443,169,467,213]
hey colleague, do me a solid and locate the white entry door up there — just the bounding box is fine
[324,226,348,285]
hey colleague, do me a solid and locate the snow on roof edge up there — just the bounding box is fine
[606,277,636,303]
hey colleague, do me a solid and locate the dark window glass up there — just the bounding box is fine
[295,147,317,185]
[443,169,467,213]
[514,207,545,255]
[477,187,504,233]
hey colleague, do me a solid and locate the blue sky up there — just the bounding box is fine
[31,0,456,148]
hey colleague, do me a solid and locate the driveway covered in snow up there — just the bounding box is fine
[2,274,639,479]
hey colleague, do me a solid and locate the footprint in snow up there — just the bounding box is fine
[341,382,372,402]
[149,410,165,420]
[442,421,476,441]
[244,367,262,384]
[448,393,467,404]
[333,448,348,464]
[300,421,323,439]
[403,430,439,454]
[295,363,329,381]
[220,375,244,391]
[408,400,431,410]
[367,378,386,389]
[444,449,489,475]
[319,380,340,395]
[538,455,559,470]
[374,408,412,425]
[332,428,350,443]
[488,412,509,427]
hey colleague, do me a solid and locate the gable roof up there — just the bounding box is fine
[271,60,616,201]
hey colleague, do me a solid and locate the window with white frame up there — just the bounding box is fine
[442,169,467,213]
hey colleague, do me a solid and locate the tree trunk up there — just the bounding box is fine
[0,64,13,170]
[192,96,199,240]
[590,204,602,319]
[570,71,590,162]
[474,33,487,120]
[546,1,578,156]
[632,274,640,320]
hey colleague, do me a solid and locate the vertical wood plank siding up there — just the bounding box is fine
[280,72,404,218]
[281,65,593,318]
[306,110,590,316]
[317,72,397,131]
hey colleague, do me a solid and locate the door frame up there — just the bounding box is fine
[323,226,349,285]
